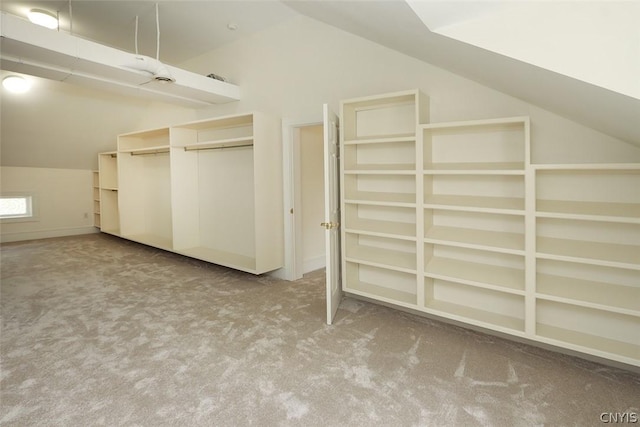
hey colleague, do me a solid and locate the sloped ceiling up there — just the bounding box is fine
[284,0,640,147]
[2,1,639,146]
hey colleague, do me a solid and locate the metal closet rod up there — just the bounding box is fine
[183,143,253,152]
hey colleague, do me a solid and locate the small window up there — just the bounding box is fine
[0,195,34,220]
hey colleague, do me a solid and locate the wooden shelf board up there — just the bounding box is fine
[344,135,416,145]
[421,116,528,131]
[425,226,525,254]
[345,244,416,272]
[537,237,640,269]
[533,163,640,171]
[424,162,525,173]
[536,199,640,223]
[345,278,417,306]
[344,223,416,242]
[343,163,416,172]
[424,195,525,214]
[425,299,525,332]
[345,190,415,207]
[536,274,640,315]
[425,257,525,293]
[536,324,640,361]
[344,217,416,239]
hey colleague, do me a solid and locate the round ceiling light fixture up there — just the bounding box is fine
[28,8,58,29]
[2,75,31,93]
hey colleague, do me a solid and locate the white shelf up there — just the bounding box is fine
[425,226,525,255]
[344,190,415,207]
[424,195,524,214]
[343,271,417,307]
[424,299,525,333]
[425,257,524,293]
[536,324,639,363]
[343,136,416,145]
[344,217,416,239]
[343,164,416,173]
[536,199,640,223]
[537,237,640,269]
[537,273,639,315]
[346,244,416,273]
[533,163,640,170]
[424,162,525,173]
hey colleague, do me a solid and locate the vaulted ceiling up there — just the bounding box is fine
[2,0,639,146]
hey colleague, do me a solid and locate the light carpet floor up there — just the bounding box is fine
[1,234,638,426]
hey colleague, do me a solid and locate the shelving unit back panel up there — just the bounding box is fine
[424,123,525,167]
[344,140,415,170]
[344,174,416,204]
[197,147,256,259]
[345,261,417,305]
[432,209,525,234]
[343,93,418,140]
[118,153,172,241]
[425,278,525,327]
[536,169,640,205]
[99,189,119,234]
[118,128,170,151]
[537,300,640,349]
[429,174,525,199]
[99,154,118,189]
[537,218,640,248]
[432,244,525,270]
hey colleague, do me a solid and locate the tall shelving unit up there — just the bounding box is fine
[534,164,640,365]
[98,151,120,236]
[92,170,100,228]
[98,111,283,275]
[340,89,429,308]
[421,117,530,336]
[338,89,638,368]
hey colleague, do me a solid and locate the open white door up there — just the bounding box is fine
[322,104,342,325]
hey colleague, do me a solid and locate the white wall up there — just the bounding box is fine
[0,167,96,243]
[0,71,197,170]
[181,15,640,164]
[300,125,325,272]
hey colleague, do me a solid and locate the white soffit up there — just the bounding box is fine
[405,1,640,101]
[0,12,241,107]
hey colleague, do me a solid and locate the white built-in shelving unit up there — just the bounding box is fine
[339,89,639,368]
[534,163,640,364]
[92,170,100,228]
[99,112,283,275]
[98,152,119,235]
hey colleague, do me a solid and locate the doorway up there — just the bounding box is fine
[283,121,326,280]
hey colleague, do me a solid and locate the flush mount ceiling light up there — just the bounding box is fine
[28,9,58,29]
[2,75,31,93]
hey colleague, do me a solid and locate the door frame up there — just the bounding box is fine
[280,116,323,281]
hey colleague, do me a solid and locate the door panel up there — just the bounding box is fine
[323,104,342,325]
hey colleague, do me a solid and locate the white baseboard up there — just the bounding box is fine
[0,226,99,243]
[303,255,325,274]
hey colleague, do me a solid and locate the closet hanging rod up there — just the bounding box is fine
[184,143,253,152]
[130,149,170,156]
